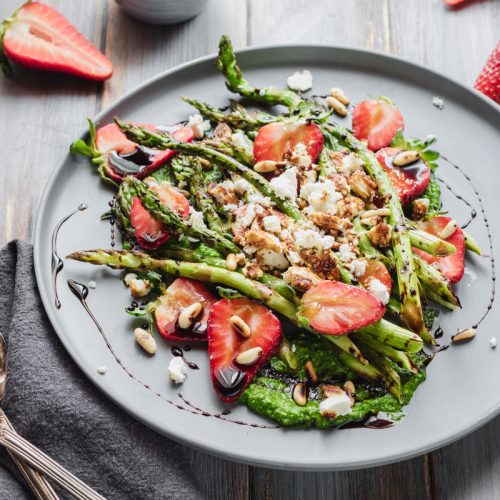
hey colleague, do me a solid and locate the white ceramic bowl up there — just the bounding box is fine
[115,0,209,25]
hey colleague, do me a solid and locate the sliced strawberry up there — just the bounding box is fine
[352,99,404,151]
[150,184,190,220]
[155,278,217,342]
[298,281,385,336]
[413,216,465,284]
[95,124,194,182]
[208,298,281,402]
[474,42,500,104]
[2,2,112,80]
[129,197,170,250]
[356,258,392,295]
[376,147,431,203]
[253,121,323,164]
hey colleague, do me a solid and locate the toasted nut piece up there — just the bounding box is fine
[235,253,246,266]
[230,315,251,338]
[304,360,318,384]
[214,122,233,142]
[393,150,420,167]
[362,208,391,218]
[243,262,264,280]
[292,383,308,406]
[452,328,476,343]
[178,302,203,330]
[438,219,458,240]
[326,96,348,117]
[236,346,262,365]
[343,381,356,407]
[360,216,381,227]
[199,158,212,169]
[348,170,377,201]
[134,328,156,354]
[367,222,392,248]
[245,229,282,252]
[412,198,429,220]
[283,266,321,292]
[226,253,238,271]
[330,87,350,106]
[254,160,279,173]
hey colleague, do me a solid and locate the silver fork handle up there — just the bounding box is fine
[1,410,59,500]
[0,415,105,500]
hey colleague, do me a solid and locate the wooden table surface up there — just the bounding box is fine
[0,0,498,498]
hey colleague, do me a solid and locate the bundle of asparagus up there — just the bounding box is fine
[68,35,477,426]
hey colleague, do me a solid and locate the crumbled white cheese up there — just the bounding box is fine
[270,167,298,201]
[295,229,324,249]
[321,235,335,249]
[232,131,253,153]
[338,243,356,263]
[97,366,107,375]
[349,259,368,278]
[234,178,252,195]
[291,142,312,168]
[286,70,313,92]
[301,169,317,186]
[319,392,352,418]
[187,114,211,139]
[263,215,282,233]
[490,337,497,349]
[189,210,207,231]
[341,153,364,175]
[257,249,289,270]
[432,97,444,110]
[248,192,272,207]
[88,281,97,289]
[168,357,188,384]
[223,203,238,212]
[124,273,152,297]
[366,277,390,304]
[300,179,342,214]
[287,250,302,265]
[239,203,258,228]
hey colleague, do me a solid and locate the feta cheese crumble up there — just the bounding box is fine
[270,167,298,201]
[97,366,107,375]
[300,179,342,214]
[490,337,497,349]
[319,392,352,418]
[168,357,188,384]
[349,259,367,278]
[239,203,258,228]
[124,273,152,297]
[366,277,390,304]
[263,215,282,233]
[234,178,252,195]
[232,131,253,153]
[341,153,364,175]
[294,228,333,250]
[290,142,312,168]
[257,249,290,270]
[432,97,444,110]
[88,280,97,289]
[338,243,356,263]
[187,114,211,139]
[286,70,313,92]
[189,210,207,231]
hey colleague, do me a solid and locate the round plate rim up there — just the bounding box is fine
[33,43,500,471]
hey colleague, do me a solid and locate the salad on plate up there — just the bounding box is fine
[68,36,481,428]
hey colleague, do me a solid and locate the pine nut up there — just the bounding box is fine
[226,253,238,271]
[134,328,157,354]
[304,360,318,384]
[178,302,203,330]
[438,219,458,240]
[393,150,420,167]
[343,381,356,407]
[199,158,212,169]
[452,328,476,343]
[360,216,380,226]
[292,383,308,406]
[330,87,350,105]
[322,385,344,399]
[254,160,279,173]
[230,315,251,338]
[362,208,391,218]
[326,96,348,117]
[236,346,262,365]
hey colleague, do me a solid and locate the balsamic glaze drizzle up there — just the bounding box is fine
[171,345,199,370]
[51,203,88,309]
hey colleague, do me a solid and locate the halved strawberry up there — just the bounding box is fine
[355,258,392,295]
[352,99,404,151]
[130,197,170,250]
[253,121,323,164]
[155,278,217,342]
[376,147,431,203]
[1,2,113,80]
[95,124,194,182]
[150,183,190,220]
[413,216,465,284]
[208,298,281,402]
[298,281,385,336]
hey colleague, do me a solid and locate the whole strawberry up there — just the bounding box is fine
[474,42,500,104]
[0,1,113,80]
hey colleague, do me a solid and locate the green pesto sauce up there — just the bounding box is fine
[240,333,427,428]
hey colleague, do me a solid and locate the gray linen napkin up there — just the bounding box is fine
[0,241,204,500]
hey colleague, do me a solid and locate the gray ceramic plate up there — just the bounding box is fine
[34,45,500,471]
